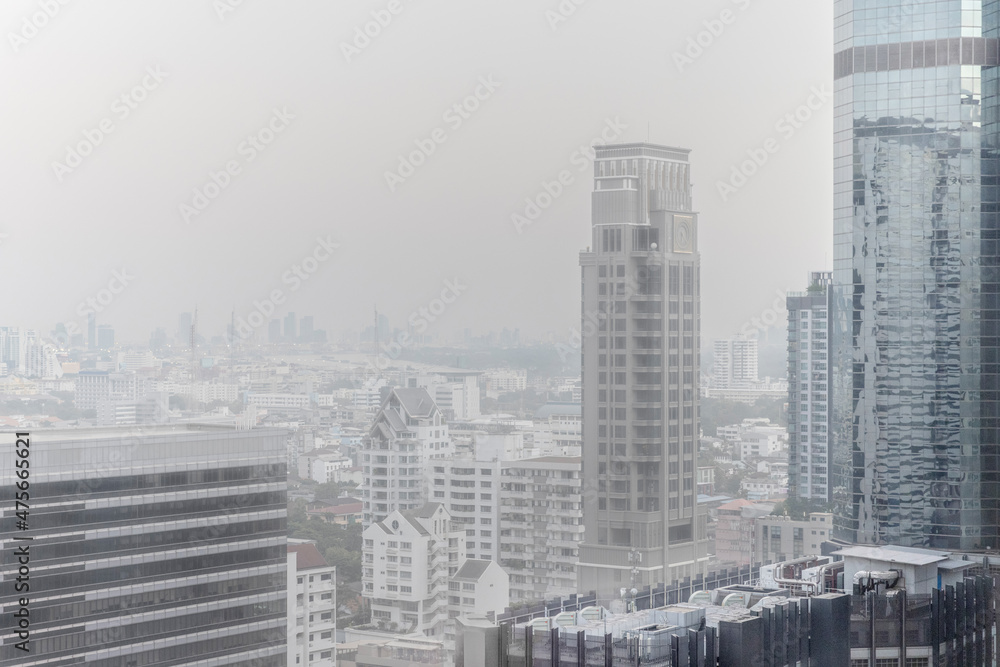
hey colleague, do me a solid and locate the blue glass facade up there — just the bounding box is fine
[832,0,1000,549]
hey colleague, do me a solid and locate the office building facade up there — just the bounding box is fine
[0,424,288,667]
[578,143,710,597]
[832,0,1000,548]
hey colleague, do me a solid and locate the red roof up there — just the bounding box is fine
[288,542,329,570]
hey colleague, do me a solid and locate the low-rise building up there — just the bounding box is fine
[447,559,510,629]
[362,503,465,638]
[755,512,833,564]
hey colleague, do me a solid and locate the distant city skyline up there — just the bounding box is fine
[0,1,832,349]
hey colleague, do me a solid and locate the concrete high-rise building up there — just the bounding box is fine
[88,312,97,350]
[360,388,453,526]
[577,143,710,597]
[285,312,297,342]
[500,456,583,604]
[712,337,758,389]
[832,0,1000,549]
[429,456,501,562]
[787,272,832,504]
[0,424,289,667]
[269,318,282,344]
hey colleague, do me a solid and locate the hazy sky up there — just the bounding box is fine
[1,0,833,346]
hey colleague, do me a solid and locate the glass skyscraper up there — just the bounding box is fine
[832,0,1000,549]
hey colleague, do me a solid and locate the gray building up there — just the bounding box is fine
[0,424,288,667]
[578,143,709,598]
[831,0,1000,549]
[787,272,832,504]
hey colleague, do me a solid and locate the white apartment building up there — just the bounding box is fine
[354,378,387,412]
[118,350,159,371]
[247,392,313,409]
[172,381,240,404]
[499,456,583,604]
[429,456,502,562]
[446,559,509,627]
[482,368,527,396]
[409,371,481,420]
[530,404,582,457]
[787,272,832,503]
[23,342,63,378]
[361,388,453,526]
[287,541,337,667]
[738,430,787,460]
[74,370,148,411]
[307,454,353,484]
[712,336,759,389]
[362,503,466,638]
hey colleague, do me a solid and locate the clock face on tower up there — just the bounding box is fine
[673,216,693,253]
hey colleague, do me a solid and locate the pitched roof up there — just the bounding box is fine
[288,542,329,570]
[454,559,492,581]
[408,502,443,518]
[393,388,437,418]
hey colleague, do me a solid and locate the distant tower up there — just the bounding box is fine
[787,272,832,504]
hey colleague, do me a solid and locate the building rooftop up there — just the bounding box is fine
[454,559,492,581]
[308,503,363,516]
[392,388,437,418]
[0,423,287,442]
[833,545,951,566]
[288,542,330,570]
[408,502,443,519]
[533,403,581,419]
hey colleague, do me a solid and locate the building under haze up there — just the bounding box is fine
[787,272,832,504]
[577,143,710,597]
[712,336,758,389]
[360,388,453,526]
[832,0,1000,549]
[0,424,288,667]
